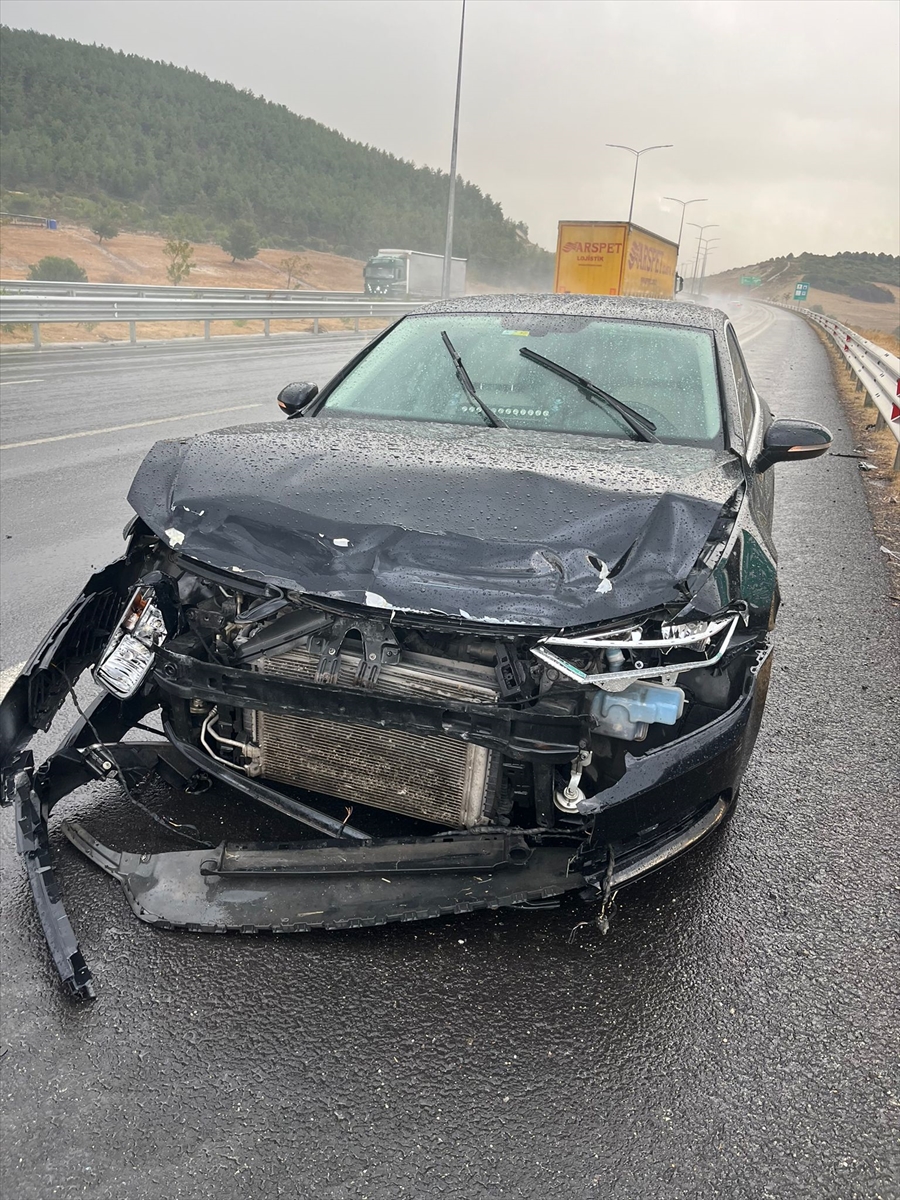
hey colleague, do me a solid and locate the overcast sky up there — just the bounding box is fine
[4,0,898,269]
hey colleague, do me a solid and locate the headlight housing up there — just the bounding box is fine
[531,612,743,692]
[95,588,167,699]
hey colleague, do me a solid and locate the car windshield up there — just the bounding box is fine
[318,313,723,445]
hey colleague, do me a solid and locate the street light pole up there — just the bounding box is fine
[663,196,707,253]
[607,143,673,226]
[687,222,718,295]
[699,239,720,293]
[441,0,466,300]
[691,238,719,295]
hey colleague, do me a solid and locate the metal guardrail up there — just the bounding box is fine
[774,302,900,471]
[1,278,368,301]
[0,295,419,349]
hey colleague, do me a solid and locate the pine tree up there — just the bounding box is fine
[221,221,259,264]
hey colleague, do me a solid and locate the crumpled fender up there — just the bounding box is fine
[0,558,132,775]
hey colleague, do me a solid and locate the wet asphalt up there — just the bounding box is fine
[1,308,898,1200]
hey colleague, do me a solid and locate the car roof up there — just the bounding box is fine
[415,293,727,332]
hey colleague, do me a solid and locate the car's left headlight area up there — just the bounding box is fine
[94,586,169,699]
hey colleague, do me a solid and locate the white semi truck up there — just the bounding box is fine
[363,249,467,298]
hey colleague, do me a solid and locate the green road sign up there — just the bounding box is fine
[793,281,810,300]
[741,275,762,287]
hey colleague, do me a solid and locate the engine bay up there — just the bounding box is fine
[90,535,763,841]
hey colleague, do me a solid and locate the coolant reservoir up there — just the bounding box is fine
[590,682,685,742]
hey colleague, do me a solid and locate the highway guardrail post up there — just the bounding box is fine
[264,319,270,338]
[129,321,137,345]
[204,320,211,341]
[31,322,40,350]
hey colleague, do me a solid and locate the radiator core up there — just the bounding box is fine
[250,644,499,828]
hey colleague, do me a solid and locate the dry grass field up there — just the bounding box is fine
[1,222,366,289]
[0,222,375,345]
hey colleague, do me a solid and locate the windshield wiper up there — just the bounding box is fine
[441,331,507,429]
[519,346,659,443]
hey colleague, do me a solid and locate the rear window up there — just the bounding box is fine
[319,313,723,446]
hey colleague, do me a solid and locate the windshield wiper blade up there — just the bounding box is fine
[441,331,507,429]
[519,346,659,443]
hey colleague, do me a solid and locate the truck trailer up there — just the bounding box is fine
[364,249,467,298]
[554,221,681,299]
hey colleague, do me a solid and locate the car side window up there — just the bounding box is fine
[726,327,756,436]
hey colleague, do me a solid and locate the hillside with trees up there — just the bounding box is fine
[0,27,552,288]
[709,251,899,303]
[706,250,900,335]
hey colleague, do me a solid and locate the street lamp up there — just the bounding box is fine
[687,222,718,295]
[607,143,673,226]
[689,237,719,296]
[699,239,720,293]
[663,196,707,253]
[441,0,467,300]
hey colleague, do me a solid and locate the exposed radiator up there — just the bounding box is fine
[249,643,500,828]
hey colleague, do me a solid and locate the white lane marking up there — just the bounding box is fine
[0,662,26,701]
[0,403,264,450]
[0,378,45,386]
[0,333,372,377]
[734,307,776,346]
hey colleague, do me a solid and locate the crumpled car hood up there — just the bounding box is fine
[128,417,744,627]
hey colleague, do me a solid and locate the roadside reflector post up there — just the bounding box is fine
[129,321,137,345]
[31,322,41,350]
[204,320,211,341]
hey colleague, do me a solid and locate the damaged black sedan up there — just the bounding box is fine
[0,295,832,996]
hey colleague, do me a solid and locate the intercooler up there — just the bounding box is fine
[248,644,501,828]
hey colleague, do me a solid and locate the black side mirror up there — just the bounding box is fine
[756,418,832,472]
[277,382,319,417]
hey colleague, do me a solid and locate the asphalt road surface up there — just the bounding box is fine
[1,311,897,1200]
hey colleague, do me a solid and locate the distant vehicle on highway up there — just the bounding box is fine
[1,294,832,997]
[555,220,682,298]
[363,247,466,297]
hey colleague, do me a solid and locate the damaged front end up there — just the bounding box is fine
[1,516,773,998]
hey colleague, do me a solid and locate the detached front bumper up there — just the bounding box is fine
[1,564,770,998]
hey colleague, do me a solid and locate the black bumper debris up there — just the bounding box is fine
[63,824,584,933]
[13,758,95,999]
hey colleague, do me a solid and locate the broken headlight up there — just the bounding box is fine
[95,588,167,699]
[530,612,743,691]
